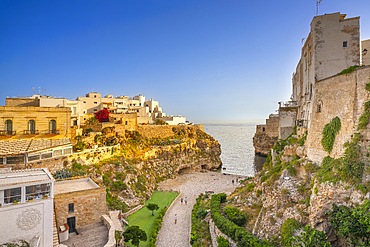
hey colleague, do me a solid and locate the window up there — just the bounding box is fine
[28,120,36,134]
[49,120,57,134]
[94,95,97,98]
[317,100,323,113]
[125,121,128,125]
[5,119,13,135]
[94,109,97,112]
[4,187,21,204]
[343,41,348,47]
[94,102,97,104]
[68,203,74,213]
[26,183,50,200]
[83,101,86,103]
[262,127,265,132]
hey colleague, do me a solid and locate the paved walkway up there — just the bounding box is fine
[60,223,108,247]
[156,171,241,247]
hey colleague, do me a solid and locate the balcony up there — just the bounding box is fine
[279,101,298,108]
[44,130,60,135]
[0,130,16,136]
[296,119,308,128]
[23,130,39,135]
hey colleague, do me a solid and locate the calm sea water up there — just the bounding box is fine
[204,123,266,177]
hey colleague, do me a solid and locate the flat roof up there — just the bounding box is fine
[54,178,100,194]
[0,168,53,187]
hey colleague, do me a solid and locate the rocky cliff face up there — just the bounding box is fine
[62,125,221,208]
[253,132,278,156]
[229,132,370,246]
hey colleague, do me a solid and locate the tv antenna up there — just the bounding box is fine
[316,0,324,16]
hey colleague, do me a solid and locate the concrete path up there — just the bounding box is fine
[156,171,241,247]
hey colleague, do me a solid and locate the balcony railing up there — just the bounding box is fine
[0,130,16,136]
[44,130,60,135]
[23,130,39,135]
[296,119,308,128]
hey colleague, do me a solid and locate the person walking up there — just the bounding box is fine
[180,198,183,204]
[174,214,177,224]
[184,197,188,205]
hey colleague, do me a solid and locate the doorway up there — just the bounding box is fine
[67,217,76,233]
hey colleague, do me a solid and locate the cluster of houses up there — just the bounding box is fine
[0,92,188,246]
[254,12,370,162]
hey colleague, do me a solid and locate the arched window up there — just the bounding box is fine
[28,120,36,134]
[49,120,57,134]
[5,119,13,135]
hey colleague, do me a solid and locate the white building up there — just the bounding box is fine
[158,115,187,125]
[0,168,54,247]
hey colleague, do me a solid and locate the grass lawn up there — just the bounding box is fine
[126,190,179,247]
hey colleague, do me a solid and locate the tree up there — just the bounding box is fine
[123,225,147,247]
[146,203,159,216]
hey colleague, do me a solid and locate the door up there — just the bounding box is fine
[67,217,76,233]
[49,120,56,134]
[28,120,36,134]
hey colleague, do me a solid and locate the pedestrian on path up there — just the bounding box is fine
[184,197,188,205]
[180,198,183,204]
[174,214,177,224]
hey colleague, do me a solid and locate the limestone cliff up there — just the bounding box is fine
[228,130,370,246]
[56,125,221,209]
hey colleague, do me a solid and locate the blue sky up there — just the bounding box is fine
[1,0,370,123]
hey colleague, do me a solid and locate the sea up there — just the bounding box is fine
[204,122,266,177]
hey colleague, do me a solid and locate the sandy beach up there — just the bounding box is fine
[156,171,241,247]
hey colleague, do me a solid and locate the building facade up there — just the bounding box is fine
[0,168,54,247]
[54,178,107,235]
[0,106,71,138]
[292,12,360,132]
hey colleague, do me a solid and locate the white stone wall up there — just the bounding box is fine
[0,199,54,247]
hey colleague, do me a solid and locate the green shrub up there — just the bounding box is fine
[217,236,230,247]
[210,194,272,247]
[327,200,370,246]
[280,218,302,247]
[293,225,332,247]
[148,207,168,247]
[224,206,249,227]
[321,116,341,153]
[339,65,360,75]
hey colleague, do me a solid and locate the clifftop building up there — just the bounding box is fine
[254,12,370,161]
[292,12,360,131]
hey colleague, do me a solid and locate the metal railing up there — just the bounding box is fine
[45,130,60,135]
[23,130,39,135]
[0,130,16,136]
[296,119,308,128]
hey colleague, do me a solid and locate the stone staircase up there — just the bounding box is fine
[53,210,59,247]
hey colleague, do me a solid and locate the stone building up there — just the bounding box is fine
[253,114,279,156]
[362,39,370,66]
[278,101,298,139]
[292,12,360,133]
[0,106,71,138]
[6,95,83,128]
[54,178,107,234]
[0,168,55,247]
